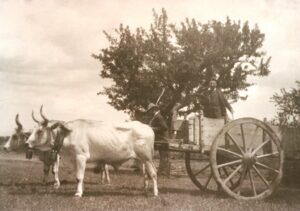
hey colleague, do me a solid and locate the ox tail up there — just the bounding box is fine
[151,144,154,158]
[147,126,155,160]
[150,133,155,159]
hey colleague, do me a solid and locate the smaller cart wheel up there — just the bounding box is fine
[210,118,284,200]
[185,152,239,192]
[185,152,219,192]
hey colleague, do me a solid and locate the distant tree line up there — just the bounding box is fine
[271,81,300,127]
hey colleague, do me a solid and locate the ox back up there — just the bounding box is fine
[61,120,154,164]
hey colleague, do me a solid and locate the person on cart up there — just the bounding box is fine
[147,103,171,177]
[194,77,235,152]
[201,77,234,121]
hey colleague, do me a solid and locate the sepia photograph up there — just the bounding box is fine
[0,0,299,210]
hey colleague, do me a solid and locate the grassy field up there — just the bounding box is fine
[1,152,300,211]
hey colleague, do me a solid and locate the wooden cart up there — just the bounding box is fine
[154,111,284,200]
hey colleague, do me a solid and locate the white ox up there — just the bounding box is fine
[26,114,158,197]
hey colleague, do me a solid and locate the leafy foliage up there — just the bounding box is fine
[93,9,271,118]
[271,81,300,127]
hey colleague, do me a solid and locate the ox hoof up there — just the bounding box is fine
[54,183,60,189]
[74,192,82,197]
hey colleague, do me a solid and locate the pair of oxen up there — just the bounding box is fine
[4,108,111,186]
[3,106,158,197]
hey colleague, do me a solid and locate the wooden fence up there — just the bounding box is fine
[280,126,300,187]
[266,120,300,187]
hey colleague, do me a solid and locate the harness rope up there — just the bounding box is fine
[52,129,64,154]
[43,127,65,163]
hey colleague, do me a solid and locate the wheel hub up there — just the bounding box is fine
[242,152,256,168]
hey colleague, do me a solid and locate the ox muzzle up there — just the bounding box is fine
[26,147,33,159]
[3,146,9,152]
[25,142,34,159]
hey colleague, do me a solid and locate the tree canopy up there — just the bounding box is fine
[93,9,271,119]
[271,81,300,127]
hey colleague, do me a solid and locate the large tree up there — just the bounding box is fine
[271,81,300,127]
[93,9,271,119]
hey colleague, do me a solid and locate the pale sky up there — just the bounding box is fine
[0,0,300,135]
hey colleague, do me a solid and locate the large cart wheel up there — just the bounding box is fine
[210,118,284,200]
[185,152,219,192]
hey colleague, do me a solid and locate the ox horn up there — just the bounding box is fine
[40,105,49,123]
[15,114,23,130]
[31,111,40,123]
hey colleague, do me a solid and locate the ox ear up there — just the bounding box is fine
[60,124,72,134]
[50,122,71,136]
[50,122,60,130]
[51,122,72,133]
[58,124,72,138]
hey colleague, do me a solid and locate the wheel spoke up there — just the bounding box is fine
[229,166,242,175]
[240,124,246,152]
[204,172,213,188]
[247,126,260,151]
[217,147,243,158]
[226,132,244,154]
[194,163,210,177]
[224,164,242,184]
[249,169,257,196]
[257,152,279,159]
[251,139,271,155]
[222,167,235,188]
[217,159,242,168]
[253,165,270,188]
[255,162,279,173]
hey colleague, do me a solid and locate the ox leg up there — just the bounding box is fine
[75,155,87,197]
[98,163,110,184]
[145,161,158,196]
[99,164,106,184]
[43,164,50,184]
[100,165,105,184]
[53,154,60,189]
[142,163,149,192]
[104,164,111,184]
